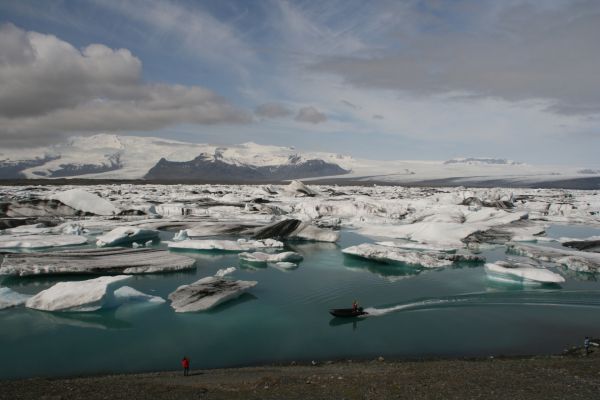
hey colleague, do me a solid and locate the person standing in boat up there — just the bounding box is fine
[181,356,190,376]
[352,300,359,313]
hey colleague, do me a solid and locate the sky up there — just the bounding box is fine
[0,0,599,165]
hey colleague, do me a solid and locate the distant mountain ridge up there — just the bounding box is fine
[0,134,352,181]
[444,157,523,166]
[145,154,348,181]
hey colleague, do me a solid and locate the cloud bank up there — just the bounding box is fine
[0,23,250,146]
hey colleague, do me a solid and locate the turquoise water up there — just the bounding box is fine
[2,225,600,379]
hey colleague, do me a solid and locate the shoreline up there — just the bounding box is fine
[3,350,600,399]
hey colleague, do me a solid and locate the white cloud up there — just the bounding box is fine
[0,24,250,146]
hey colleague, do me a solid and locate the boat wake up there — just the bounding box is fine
[363,290,600,317]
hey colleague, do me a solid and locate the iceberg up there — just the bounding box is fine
[485,261,565,284]
[272,262,299,271]
[0,247,196,276]
[172,229,189,241]
[0,287,32,310]
[25,275,132,312]
[358,207,528,247]
[285,180,319,197]
[251,219,339,242]
[113,286,165,304]
[215,267,236,277]
[238,251,303,264]
[168,276,257,312]
[0,234,87,249]
[560,236,600,253]
[342,243,484,268]
[49,188,119,216]
[376,241,457,253]
[168,238,283,252]
[96,227,159,247]
[506,242,600,272]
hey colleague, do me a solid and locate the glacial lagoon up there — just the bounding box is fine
[2,225,600,379]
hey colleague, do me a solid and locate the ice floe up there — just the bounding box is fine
[0,234,87,249]
[560,236,600,253]
[167,238,283,252]
[507,242,600,272]
[113,286,165,304]
[168,276,257,312]
[285,180,319,197]
[342,243,484,268]
[96,227,160,247]
[251,219,339,242]
[0,287,32,310]
[25,275,132,312]
[0,247,196,276]
[215,267,236,277]
[238,251,304,265]
[376,241,457,253]
[49,188,118,216]
[485,261,565,284]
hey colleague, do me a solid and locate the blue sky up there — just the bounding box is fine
[1,0,599,165]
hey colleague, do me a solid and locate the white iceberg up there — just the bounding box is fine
[0,287,32,310]
[376,241,457,253]
[0,234,87,249]
[238,251,303,264]
[172,229,189,241]
[358,207,528,247]
[485,261,565,284]
[168,238,283,252]
[96,227,159,247]
[285,180,319,197]
[168,276,257,312]
[342,243,483,268]
[215,267,236,277]
[272,262,299,271]
[49,188,118,216]
[113,286,165,304]
[25,275,132,312]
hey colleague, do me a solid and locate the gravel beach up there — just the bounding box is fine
[3,352,600,400]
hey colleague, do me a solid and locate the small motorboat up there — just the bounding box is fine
[329,307,368,318]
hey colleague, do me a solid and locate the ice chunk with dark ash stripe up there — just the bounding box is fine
[0,247,196,276]
[507,242,600,272]
[560,236,600,253]
[342,243,484,268]
[168,276,257,312]
[250,219,339,242]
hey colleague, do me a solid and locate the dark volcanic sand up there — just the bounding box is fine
[3,353,600,400]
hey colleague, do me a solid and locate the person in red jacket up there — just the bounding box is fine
[181,356,190,376]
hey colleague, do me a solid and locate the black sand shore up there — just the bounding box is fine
[3,353,600,400]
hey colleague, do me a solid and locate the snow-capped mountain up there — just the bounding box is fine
[1,133,599,188]
[0,134,353,181]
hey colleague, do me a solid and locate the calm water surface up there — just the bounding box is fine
[2,224,600,379]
